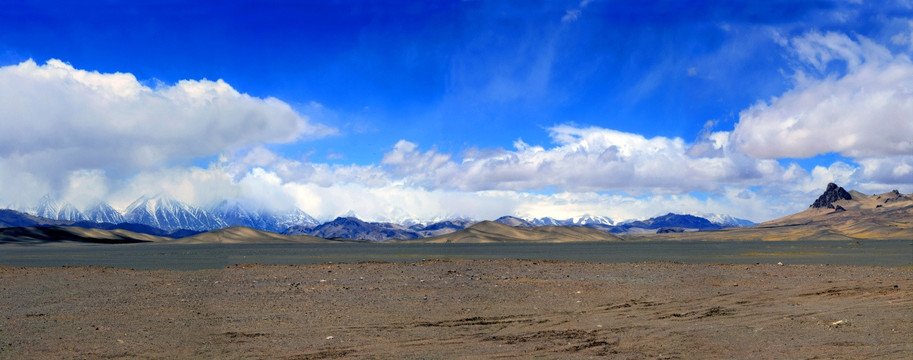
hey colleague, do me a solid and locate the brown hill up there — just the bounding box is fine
[0,226,167,245]
[418,221,624,243]
[630,184,913,241]
[168,226,336,244]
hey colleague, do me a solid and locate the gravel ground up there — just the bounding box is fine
[1,260,911,359]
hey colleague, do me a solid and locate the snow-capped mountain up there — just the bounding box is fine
[31,195,86,221]
[84,202,125,224]
[125,193,226,231]
[211,199,272,231]
[273,208,320,230]
[210,200,319,233]
[569,214,614,226]
[697,213,757,228]
[528,215,614,227]
[33,195,60,220]
[390,215,473,228]
[410,219,478,237]
[528,217,570,226]
[494,216,536,227]
[56,202,87,222]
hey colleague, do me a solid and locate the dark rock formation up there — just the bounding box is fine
[810,183,852,208]
[883,190,911,204]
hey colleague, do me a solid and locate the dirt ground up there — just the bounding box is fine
[1,260,911,359]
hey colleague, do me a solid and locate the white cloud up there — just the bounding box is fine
[0,59,334,183]
[561,0,593,23]
[562,9,581,23]
[380,125,790,194]
[4,134,880,224]
[792,161,859,194]
[381,140,455,179]
[100,164,791,223]
[732,32,913,159]
[856,155,913,186]
[890,20,913,51]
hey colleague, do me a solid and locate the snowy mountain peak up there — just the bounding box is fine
[696,213,757,228]
[84,202,126,224]
[34,194,59,219]
[570,214,614,226]
[57,202,87,222]
[125,193,225,231]
[210,199,319,233]
[527,217,567,226]
[30,195,86,221]
[125,192,182,215]
[275,208,319,229]
[494,216,535,227]
[527,214,614,227]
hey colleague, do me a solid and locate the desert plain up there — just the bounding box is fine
[2,258,911,359]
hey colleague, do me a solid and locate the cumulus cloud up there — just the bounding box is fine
[381,140,455,179]
[0,127,858,224]
[380,125,790,194]
[856,155,913,187]
[732,32,913,159]
[0,59,334,184]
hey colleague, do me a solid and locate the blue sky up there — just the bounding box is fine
[1,1,911,222]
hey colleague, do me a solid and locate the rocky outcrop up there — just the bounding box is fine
[810,183,852,209]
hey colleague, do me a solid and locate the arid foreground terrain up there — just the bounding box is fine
[1,260,910,359]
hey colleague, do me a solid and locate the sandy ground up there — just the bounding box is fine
[1,260,911,359]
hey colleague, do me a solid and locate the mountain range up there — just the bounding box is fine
[2,193,754,241]
[7,193,319,233]
[0,183,909,244]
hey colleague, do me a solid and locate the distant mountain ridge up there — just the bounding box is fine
[125,194,226,231]
[4,194,754,241]
[284,217,479,241]
[0,208,199,238]
[211,199,318,233]
[698,213,757,227]
[32,195,87,222]
[6,194,323,234]
[3,183,907,244]
[528,215,615,226]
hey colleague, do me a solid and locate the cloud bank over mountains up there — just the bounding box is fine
[1,29,911,223]
[0,59,333,181]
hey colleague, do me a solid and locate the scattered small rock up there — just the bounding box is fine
[830,320,850,328]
